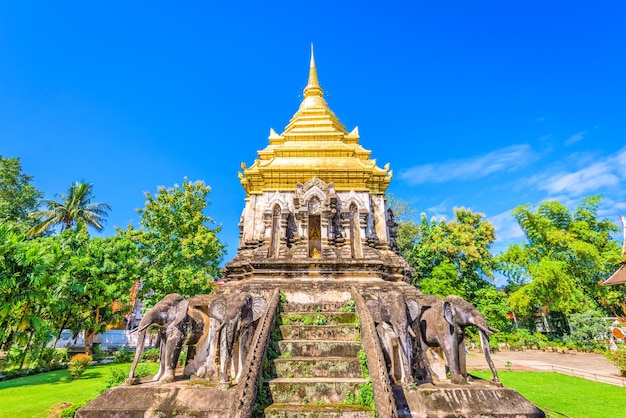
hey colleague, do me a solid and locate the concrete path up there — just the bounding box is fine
[465,348,626,387]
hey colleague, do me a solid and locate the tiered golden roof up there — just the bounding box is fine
[239,46,392,196]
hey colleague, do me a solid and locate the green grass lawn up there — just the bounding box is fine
[471,370,625,418]
[0,362,158,418]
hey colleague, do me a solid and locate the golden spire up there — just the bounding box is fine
[239,46,392,196]
[304,43,323,99]
[300,43,327,110]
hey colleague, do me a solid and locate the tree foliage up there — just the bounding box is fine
[50,230,140,345]
[27,181,111,237]
[398,207,508,327]
[0,225,139,366]
[0,163,226,368]
[401,208,497,300]
[130,180,226,308]
[0,156,42,231]
[0,223,57,361]
[498,197,623,322]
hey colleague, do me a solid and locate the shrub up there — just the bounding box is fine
[101,363,152,392]
[104,367,128,391]
[91,344,107,362]
[604,346,626,376]
[563,310,609,351]
[68,354,93,379]
[60,401,88,418]
[114,349,132,364]
[532,332,549,349]
[142,347,160,362]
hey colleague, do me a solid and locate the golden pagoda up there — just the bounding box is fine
[239,46,392,196]
[228,46,407,273]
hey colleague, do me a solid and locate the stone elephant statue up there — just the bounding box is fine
[198,292,267,386]
[127,293,206,384]
[420,295,500,385]
[366,292,425,385]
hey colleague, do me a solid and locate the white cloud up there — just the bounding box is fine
[489,210,524,243]
[400,145,536,185]
[532,147,626,197]
[541,163,619,195]
[564,130,587,146]
[425,201,448,220]
[614,148,626,179]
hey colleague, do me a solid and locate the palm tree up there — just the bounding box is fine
[26,181,111,237]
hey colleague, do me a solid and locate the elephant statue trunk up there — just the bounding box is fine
[127,294,188,384]
[127,317,154,385]
[420,295,501,386]
[127,293,206,385]
[474,319,500,384]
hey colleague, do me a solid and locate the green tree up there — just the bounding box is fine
[0,156,42,231]
[498,196,623,327]
[44,229,140,353]
[26,181,111,237]
[402,208,497,301]
[0,224,57,367]
[130,180,226,308]
[0,225,141,364]
[398,207,509,328]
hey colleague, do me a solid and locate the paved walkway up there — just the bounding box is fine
[465,348,626,386]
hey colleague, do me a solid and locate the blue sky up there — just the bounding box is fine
[2,2,625,282]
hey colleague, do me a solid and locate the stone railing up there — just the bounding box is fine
[230,287,280,418]
[351,287,399,418]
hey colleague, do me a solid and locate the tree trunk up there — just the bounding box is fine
[19,330,35,370]
[52,313,71,349]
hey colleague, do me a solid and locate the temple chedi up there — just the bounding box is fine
[225,46,409,281]
[78,48,544,418]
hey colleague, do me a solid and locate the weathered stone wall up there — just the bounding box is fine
[230,288,280,418]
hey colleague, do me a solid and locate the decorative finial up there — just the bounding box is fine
[304,43,322,98]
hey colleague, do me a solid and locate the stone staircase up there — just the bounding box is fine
[260,301,376,418]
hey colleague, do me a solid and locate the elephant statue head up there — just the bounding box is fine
[366,292,422,385]
[127,293,205,384]
[207,292,267,386]
[443,295,500,384]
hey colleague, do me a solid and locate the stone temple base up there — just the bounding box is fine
[76,383,234,418]
[399,379,545,417]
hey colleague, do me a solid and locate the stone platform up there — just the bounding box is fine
[76,383,234,418]
[398,380,545,417]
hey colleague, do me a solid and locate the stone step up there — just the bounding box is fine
[273,356,362,379]
[265,377,366,405]
[281,302,352,313]
[279,340,362,358]
[263,404,375,418]
[279,324,359,341]
[280,312,358,326]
